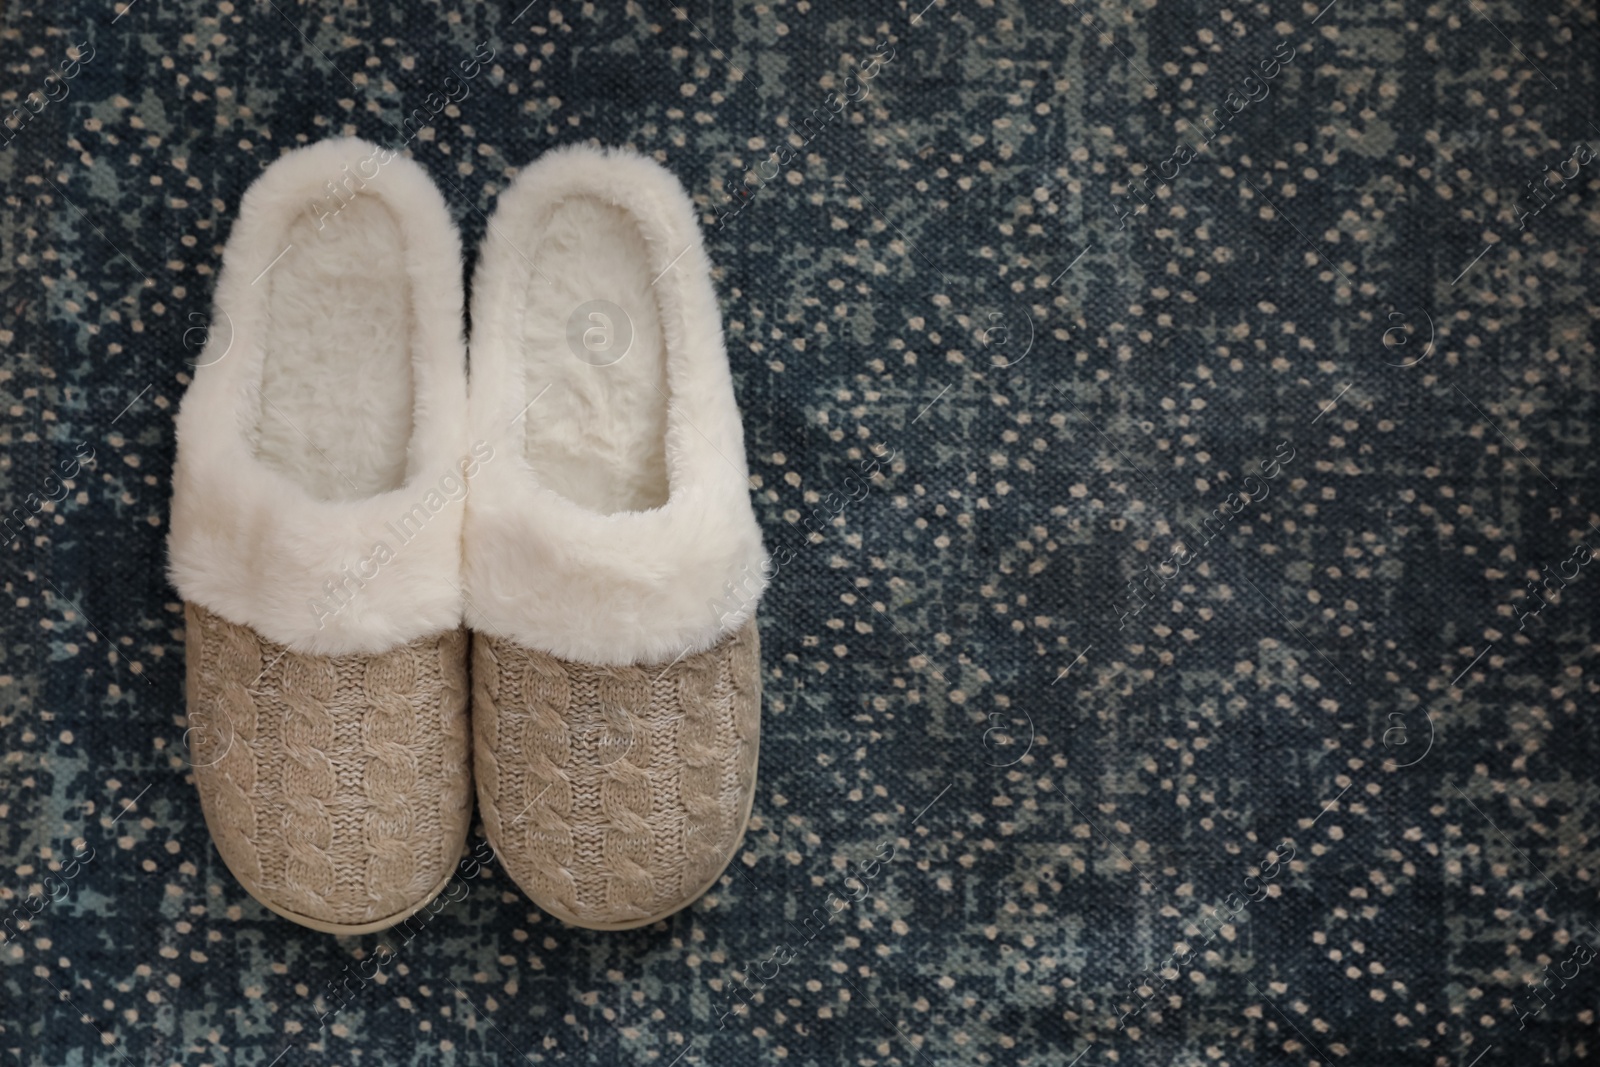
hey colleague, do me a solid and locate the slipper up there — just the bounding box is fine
[169,138,475,933]
[463,145,768,929]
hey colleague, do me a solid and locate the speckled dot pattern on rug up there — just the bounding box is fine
[1,1,1598,1065]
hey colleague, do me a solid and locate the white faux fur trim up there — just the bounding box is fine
[463,144,768,666]
[169,138,470,656]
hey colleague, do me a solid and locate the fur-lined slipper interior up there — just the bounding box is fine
[169,137,470,656]
[463,144,768,666]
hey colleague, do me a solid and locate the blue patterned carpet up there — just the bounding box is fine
[3,1,1600,1064]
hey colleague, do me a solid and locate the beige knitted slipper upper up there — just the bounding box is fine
[186,604,471,931]
[473,622,760,929]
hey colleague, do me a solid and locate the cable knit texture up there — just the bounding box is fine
[473,621,761,928]
[185,603,471,929]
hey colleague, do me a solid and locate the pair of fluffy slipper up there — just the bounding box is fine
[170,139,769,934]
